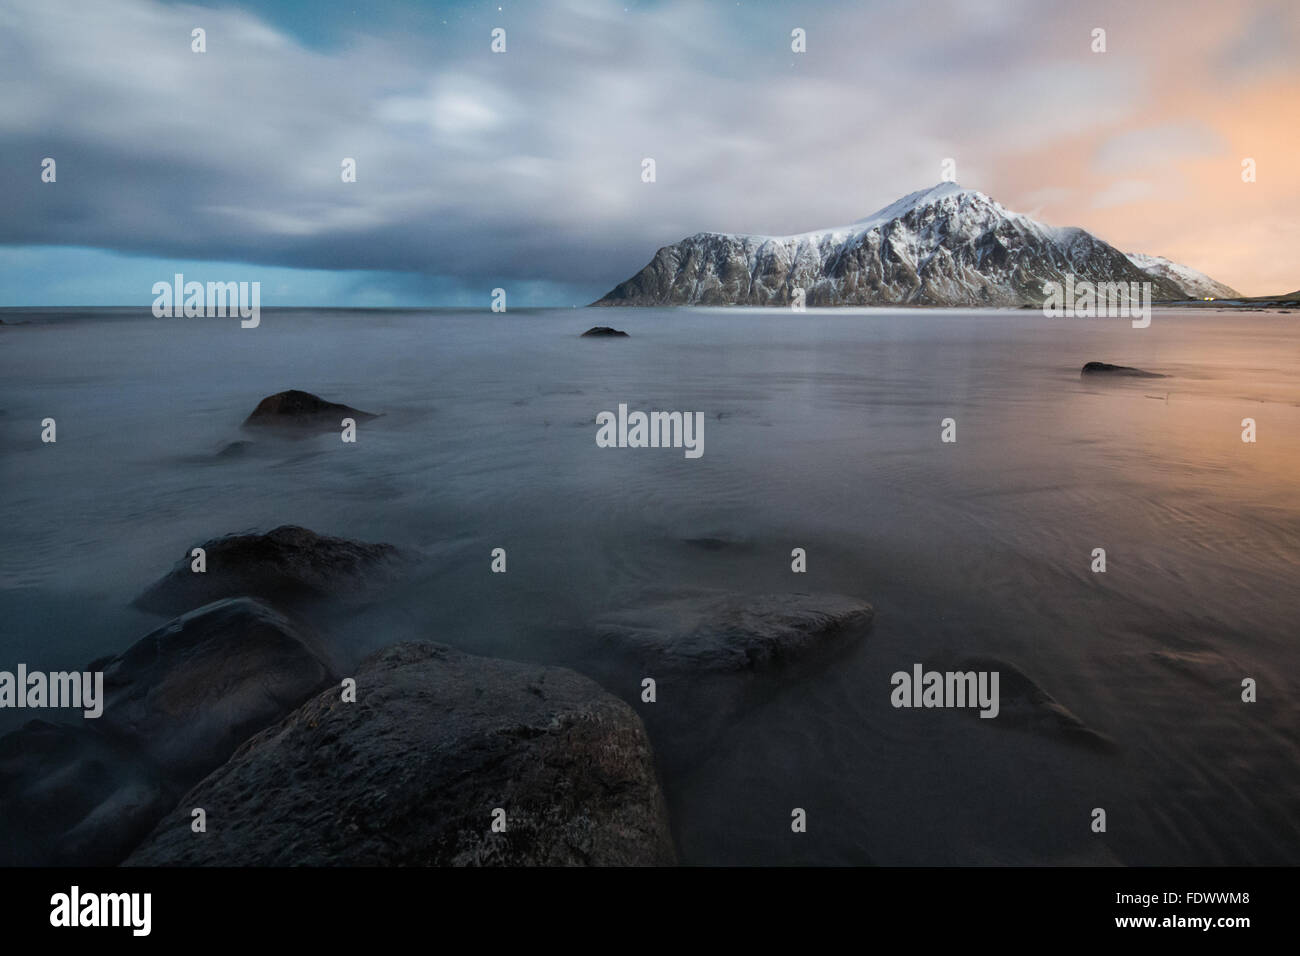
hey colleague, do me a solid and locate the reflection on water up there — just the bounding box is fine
[1,306,1297,864]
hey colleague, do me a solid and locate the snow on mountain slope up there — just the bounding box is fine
[592,184,1232,307]
[1124,252,1240,299]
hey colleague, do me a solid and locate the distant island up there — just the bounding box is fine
[591,182,1241,308]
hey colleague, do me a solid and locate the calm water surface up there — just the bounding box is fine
[1,306,1297,864]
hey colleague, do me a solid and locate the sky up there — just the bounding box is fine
[1,0,1296,306]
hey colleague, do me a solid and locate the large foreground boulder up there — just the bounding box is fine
[126,642,676,866]
[593,591,874,672]
[242,389,377,428]
[133,525,400,616]
[0,598,335,866]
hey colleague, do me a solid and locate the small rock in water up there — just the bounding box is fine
[215,440,253,458]
[243,389,377,428]
[1081,361,1165,378]
[581,326,629,337]
[594,591,873,673]
[682,537,736,552]
[947,654,1115,752]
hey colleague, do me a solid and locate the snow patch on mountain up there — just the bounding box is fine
[1124,252,1240,299]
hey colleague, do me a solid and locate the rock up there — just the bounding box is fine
[125,642,676,866]
[133,525,400,616]
[215,440,253,458]
[581,326,629,337]
[950,655,1114,752]
[593,591,873,672]
[581,592,872,779]
[242,389,377,428]
[682,536,742,552]
[94,598,337,781]
[0,721,171,866]
[0,598,334,866]
[1081,361,1165,378]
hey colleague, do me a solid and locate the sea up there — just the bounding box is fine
[1,305,1297,865]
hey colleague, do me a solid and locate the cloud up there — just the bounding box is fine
[0,0,1295,302]
[1092,123,1229,175]
[1091,179,1164,208]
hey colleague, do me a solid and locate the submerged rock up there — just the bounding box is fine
[242,389,377,428]
[125,642,675,866]
[133,525,400,616]
[682,536,745,552]
[581,591,873,778]
[1081,361,1165,378]
[215,440,253,458]
[0,598,334,866]
[593,591,873,672]
[580,326,629,337]
[952,655,1115,752]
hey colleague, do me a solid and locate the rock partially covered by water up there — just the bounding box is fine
[0,721,170,867]
[242,388,377,428]
[0,598,335,866]
[580,326,629,337]
[952,655,1115,752]
[583,592,873,777]
[1081,361,1165,378]
[125,642,676,866]
[215,439,253,458]
[133,525,400,616]
[95,597,337,780]
[594,591,874,672]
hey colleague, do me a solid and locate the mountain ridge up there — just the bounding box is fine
[592,183,1238,307]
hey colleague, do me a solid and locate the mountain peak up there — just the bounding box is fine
[852,181,987,227]
[852,179,977,217]
[762,182,998,243]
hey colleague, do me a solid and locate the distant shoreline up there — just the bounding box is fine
[1,300,1295,314]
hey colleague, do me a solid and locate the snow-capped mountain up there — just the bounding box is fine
[592,182,1233,307]
[1123,252,1240,300]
